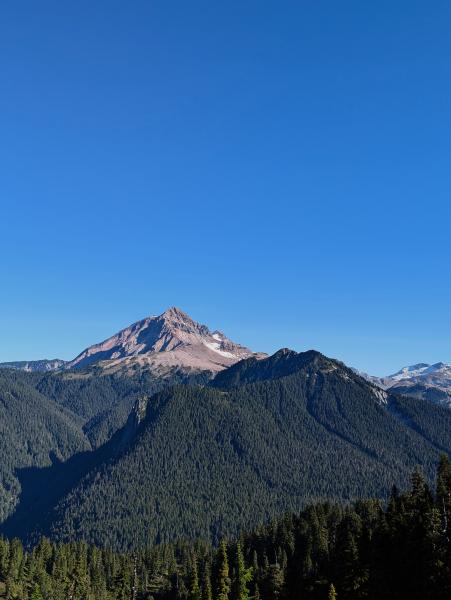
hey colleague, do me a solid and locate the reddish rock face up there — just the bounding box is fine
[65,307,263,373]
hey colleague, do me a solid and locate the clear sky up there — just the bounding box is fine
[1,1,450,375]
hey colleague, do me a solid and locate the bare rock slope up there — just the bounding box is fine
[66,307,260,373]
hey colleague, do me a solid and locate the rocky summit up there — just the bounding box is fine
[65,307,261,373]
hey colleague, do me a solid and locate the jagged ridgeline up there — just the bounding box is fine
[1,458,451,600]
[2,349,451,551]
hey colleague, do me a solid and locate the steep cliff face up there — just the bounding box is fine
[115,395,149,453]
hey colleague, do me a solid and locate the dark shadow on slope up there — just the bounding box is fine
[0,406,142,545]
[0,388,177,546]
[0,450,97,543]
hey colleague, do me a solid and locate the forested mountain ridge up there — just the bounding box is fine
[3,308,450,409]
[0,307,451,410]
[33,366,211,446]
[0,370,90,523]
[1,457,450,600]
[212,348,366,390]
[3,349,451,551]
[0,365,210,524]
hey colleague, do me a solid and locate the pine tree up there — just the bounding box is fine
[327,582,337,600]
[30,583,44,600]
[216,541,230,600]
[266,564,284,600]
[189,553,201,600]
[436,453,451,519]
[333,516,360,600]
[232,543,253,600]
[202,562,213,600]
[0,538,9,581]
[409,467,433,513]
[113,563,131,600]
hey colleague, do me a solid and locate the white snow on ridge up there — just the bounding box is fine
[203,341,239,360]
[389,362,451,382]
[390,365,431,381]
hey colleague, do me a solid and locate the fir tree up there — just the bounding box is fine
[327,583,337,600]
[436,453,451,515]
[216,541,230,600]
[189,553,201,600]
[232,543,253,600]
[202,562,213,600]
[30,583,44,600]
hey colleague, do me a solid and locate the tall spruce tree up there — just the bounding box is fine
[232,543,253,600]
[202,562,213,600]
[327,583,337,600]
[216,541,230,600]
[189,553,202,600]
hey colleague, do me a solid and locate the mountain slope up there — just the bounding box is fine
[0,362,214,529]
[0,369,90,522]
[66,307,258,373]
[7,349,451,550]
[35,366,212,446]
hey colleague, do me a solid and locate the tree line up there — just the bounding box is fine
[1,455,450,600]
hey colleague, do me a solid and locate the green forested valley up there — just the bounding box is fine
[1,457,450,599]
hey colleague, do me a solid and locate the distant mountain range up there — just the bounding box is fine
[356,362,451,408]
[1,307,449,407]
[0,359,66,372]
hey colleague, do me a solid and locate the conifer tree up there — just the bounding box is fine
[327,582,337,600]
[30,583,44,600]
[216,541,230,600]
[437,453,451,513]
[0,537,9,579]
[189,553,201,600]
[0,461,450,600]
[113,563,131,600]
[266,563,284,600]
[409,467,433,513]
[232,543,253,600]
[202,562,213,600]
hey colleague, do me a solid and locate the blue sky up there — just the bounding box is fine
[1,1,450,375]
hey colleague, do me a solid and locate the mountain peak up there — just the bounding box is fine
[431,362,448,370]
[65,307,259,373]
[212,348,331,389]
[387,362,451,382]
[389,363,430,378]
[161,306,191,320]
